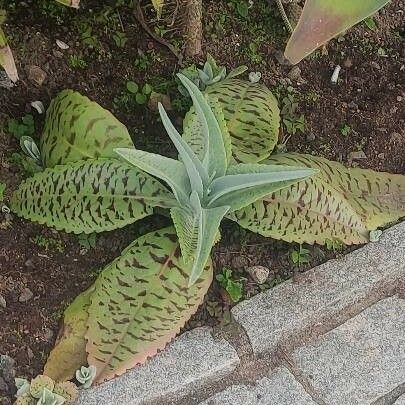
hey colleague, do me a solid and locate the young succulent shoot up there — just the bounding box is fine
[179,54,248,94]
[37,388,65,405]
[116,74,315,286]
[75,365,97,389]
[20,136,42,165]
[53,382,79,405]
[15,378,31,398]
[29,375,54,399]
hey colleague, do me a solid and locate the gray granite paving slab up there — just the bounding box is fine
[77,327,239,405]
[201,367,317,405]
[395,394,405,404]
[293,297,405,405]
[232,222,405,354]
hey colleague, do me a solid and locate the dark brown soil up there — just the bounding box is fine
[0,0,404,388]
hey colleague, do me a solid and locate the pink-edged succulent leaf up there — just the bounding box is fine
[86,226,213,383]
[0,27,18,82]
[44,287,93,381]
[285,0,391,64]
[55,0,80,8]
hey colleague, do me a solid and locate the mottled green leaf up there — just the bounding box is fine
[40,90,133,168]
[205,79,280,163]
[44,287,93,382]
[86,227,212,383]
[229,153,405,244]
[285,0,390,64]
[11,159,175,234]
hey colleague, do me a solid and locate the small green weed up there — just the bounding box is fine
[78,233,97,250]
[325,238,344,252]
[7,114,35,140]
[363,16,377,31]
[216,267,243,303]
[0,182,5,202]
[31,235,65,253]
[290,245,311,266]
[281,93,306,135]
[9,153,42,177]
[114,81,153,110]
[112,32,128,48]
[68,55,88,69]
[340,124,352,137]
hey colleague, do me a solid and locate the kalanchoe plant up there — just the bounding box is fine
[10,69,405,386]
[178,54,248,94]
[75,366,96,389]
[117,75,314,284]
[13,375,78,405]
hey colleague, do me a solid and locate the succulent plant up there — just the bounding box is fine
[179,54,248,94]
[15,378,30,398]
[53,382,78,405]
[37,388,65,405]
[29,376,55,399]
[14,392,35,405]
[20,136,41,165]
[75,365,96,389]
[13,375,77,405]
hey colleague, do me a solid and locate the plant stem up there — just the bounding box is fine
[182,0,202,57]
[274,0,293,34]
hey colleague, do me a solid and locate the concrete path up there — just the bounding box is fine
[78,221,405,405]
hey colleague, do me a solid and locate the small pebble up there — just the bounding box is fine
[348,150,367,161]
[287,66,302,81]
[24,259,35,269]
[343,57,353,68]
[246,265,270,284]
[397,95,403,102]
[27,65,47,86]
[18,288,34,303]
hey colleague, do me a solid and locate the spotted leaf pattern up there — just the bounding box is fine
[44,287,93,381]
[205,79,280,163]
[40,90,133,168]
[86,227,213,383]
[228,153,405,244]
[11,159,175,234]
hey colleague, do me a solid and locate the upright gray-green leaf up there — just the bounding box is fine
[178,74,228,178]
[115,148,189,205]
